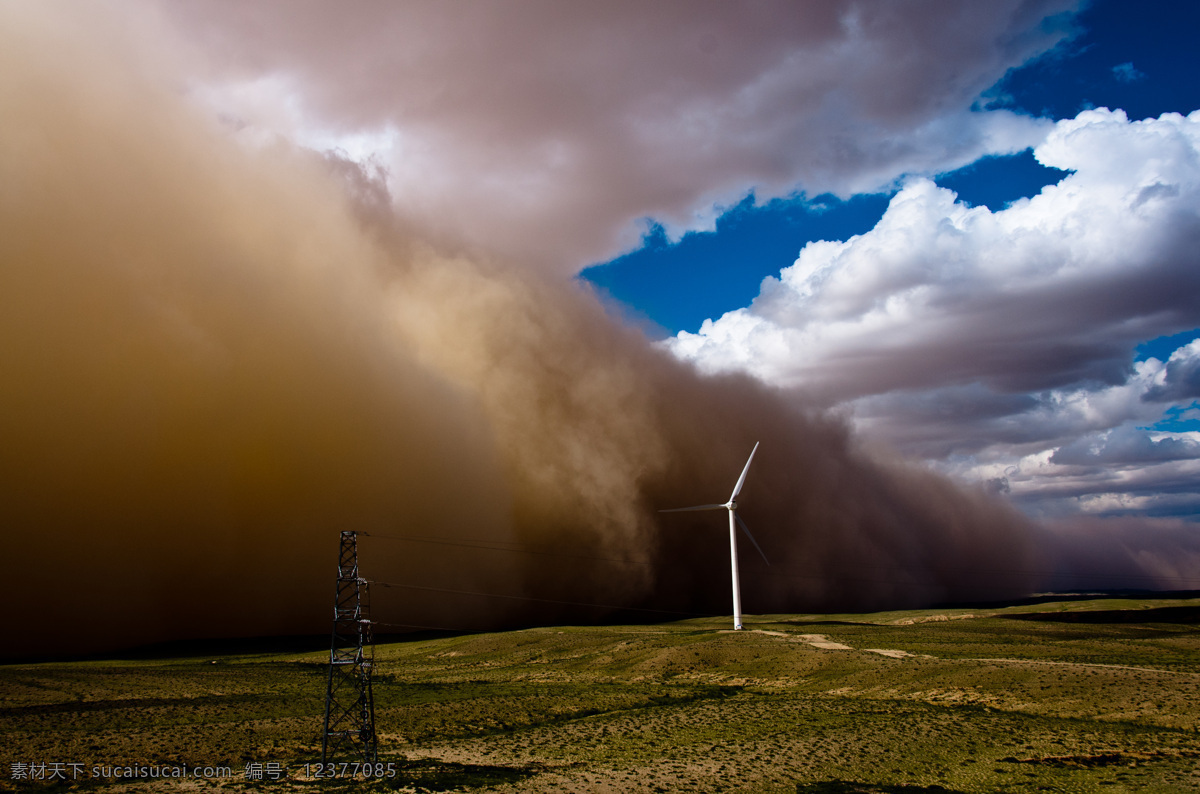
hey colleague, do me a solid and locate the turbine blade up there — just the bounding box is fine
[735,513,770,566]
[729,441,760,501]
[659,504,726,513]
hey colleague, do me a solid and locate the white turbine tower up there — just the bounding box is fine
[660,442,768,631]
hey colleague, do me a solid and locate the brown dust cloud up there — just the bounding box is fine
[0,5,1185,659]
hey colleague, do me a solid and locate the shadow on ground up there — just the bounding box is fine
[1006,606,1200,624]
[796,783,966,794]
[386,759,541,791]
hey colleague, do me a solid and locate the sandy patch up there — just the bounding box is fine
[720,628,853,650]
[795,634,853,650]
[893,613,979,625]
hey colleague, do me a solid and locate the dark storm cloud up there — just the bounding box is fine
[1037,516,1200,590]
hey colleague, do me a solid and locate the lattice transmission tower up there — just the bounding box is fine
[321,531,377,763]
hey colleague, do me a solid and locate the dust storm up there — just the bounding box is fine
[0,4,1118,658]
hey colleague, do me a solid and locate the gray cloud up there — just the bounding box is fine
[152,0,1077,272]
[850,385,1045,458]
[1143,340,1200,402]
[1050,425,1200,466]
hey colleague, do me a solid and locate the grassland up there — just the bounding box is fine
[2,595,1199,793]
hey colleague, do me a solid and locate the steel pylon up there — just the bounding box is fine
[321,531,377,763]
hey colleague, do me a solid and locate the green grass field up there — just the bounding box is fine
[2,595,1199,793]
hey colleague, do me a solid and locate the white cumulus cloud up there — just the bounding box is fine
[671,109,1200,399]
[669,108,1200,517]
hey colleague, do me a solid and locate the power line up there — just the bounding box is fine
[360,531,656,568]
[359,533,1200,635]
[368,580,716,618]
[755,566,1200,589]
[371,619,495,634]
[362,531,1200,588]
[365,576,1200,638]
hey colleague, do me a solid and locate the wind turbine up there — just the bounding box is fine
[660,442,768,631]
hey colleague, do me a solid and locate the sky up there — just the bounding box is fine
[3,0,1200,655]
[584,0,1200,524]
